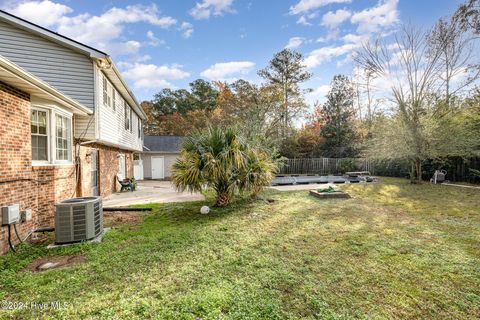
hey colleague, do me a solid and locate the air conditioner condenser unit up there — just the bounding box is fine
[55,197,103,244]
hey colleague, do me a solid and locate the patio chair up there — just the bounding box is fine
[117,175,134,192]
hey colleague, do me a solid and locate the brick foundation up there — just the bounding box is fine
[77,143,134,197]
[0,80,135,255]
[0,81,77,254]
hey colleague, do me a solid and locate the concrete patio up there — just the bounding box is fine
[102,180,204,207]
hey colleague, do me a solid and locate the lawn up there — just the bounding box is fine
[1,178,479,319]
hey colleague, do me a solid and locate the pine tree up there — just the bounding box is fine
[320,75,357,158]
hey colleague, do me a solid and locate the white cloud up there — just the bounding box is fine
[290,0,352,15]
[342,33,369,45]
[189,0,235,20]
[2,1,178,56]
[180,22,194,38]
[304,43,361,69]
[285,37,305,49]
[350,0,399,34]
[311,84,331,97]
[7,0,71,27]
[146,31,165,47]
[109,41,142,55]
[200,61,255,81]
[321,9,351,29]
[297,16,312,26]
[121,63,190,89]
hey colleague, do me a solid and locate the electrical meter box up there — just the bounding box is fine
[2,204,20,225]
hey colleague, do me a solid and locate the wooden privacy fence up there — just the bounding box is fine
[278,158,374,175]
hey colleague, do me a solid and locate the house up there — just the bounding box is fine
[141,136,185,180]
[0,10,146,254]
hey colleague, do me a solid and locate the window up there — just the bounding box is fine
[138,118,142,138]
[55,114,71,161]
[129,108,133,133]
[103,75,111,107]
[31,108,72,164]
[102,76,108,105]
[124,101,130,130]
[112,89,116,111]
[31,109,48,161]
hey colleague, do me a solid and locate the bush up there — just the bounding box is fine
[337,159,356,174]
[171,126,279,207]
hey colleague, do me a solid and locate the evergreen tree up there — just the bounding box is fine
[258,49,312,139]
[320,75,357,158]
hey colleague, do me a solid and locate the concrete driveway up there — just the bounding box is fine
[102,180,204,207]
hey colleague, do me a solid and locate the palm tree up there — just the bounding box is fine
[171,126,277,207]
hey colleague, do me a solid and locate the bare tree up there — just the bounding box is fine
[427,16,480,106]
[356,25,445,182]
[455,0,480,34]
[353,68,382,127]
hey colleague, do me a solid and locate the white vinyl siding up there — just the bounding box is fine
[97,70,143,151]
[0,20,95,109]
[74,114,96,140]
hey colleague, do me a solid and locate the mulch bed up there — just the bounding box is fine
[21,254,86,273]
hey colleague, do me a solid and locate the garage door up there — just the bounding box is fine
[151,156,165,179]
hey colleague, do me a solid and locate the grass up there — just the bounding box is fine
[0,177,479,319]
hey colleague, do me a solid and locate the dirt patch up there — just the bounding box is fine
[28,232,54,245]
[104,211,141,227]
[21,254,86,273]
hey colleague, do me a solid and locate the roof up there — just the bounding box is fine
[0,55,92,115]
[0,9,147,120]
[143,136,185,153]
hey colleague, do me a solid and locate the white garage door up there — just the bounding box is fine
[151,156,165,179]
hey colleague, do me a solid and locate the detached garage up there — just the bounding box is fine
[142,135,184,180]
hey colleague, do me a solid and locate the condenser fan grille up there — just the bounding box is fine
[55,197,103,244]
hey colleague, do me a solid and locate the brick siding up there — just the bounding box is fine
[0,81,76,254]
[0,81,134,254]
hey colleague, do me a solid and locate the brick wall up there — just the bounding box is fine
[0,81,77,255]
[78,143,133,198]
[0,80,134,254]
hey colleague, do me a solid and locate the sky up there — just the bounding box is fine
[0,0,465,106]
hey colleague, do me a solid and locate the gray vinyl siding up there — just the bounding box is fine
[74,115,96,140]
[0,20,95,109]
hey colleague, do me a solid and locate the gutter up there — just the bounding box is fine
[0,55,93,116]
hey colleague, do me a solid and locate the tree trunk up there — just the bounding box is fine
[215,190,231,207]
[416,159,422,183]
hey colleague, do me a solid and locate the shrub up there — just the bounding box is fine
[337,159,356,174]
[171,126,278,207]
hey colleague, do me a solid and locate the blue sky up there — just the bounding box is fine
[0,0,465,105]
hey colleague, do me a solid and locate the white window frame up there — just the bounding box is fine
[31,105,73,166]
[138,118,142,138]
[31,107,50,165]
[103,75,112,108]
[129,108,133,133]
[124,101,130,131]
[54,113,73,163]
[112,89,116,111]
